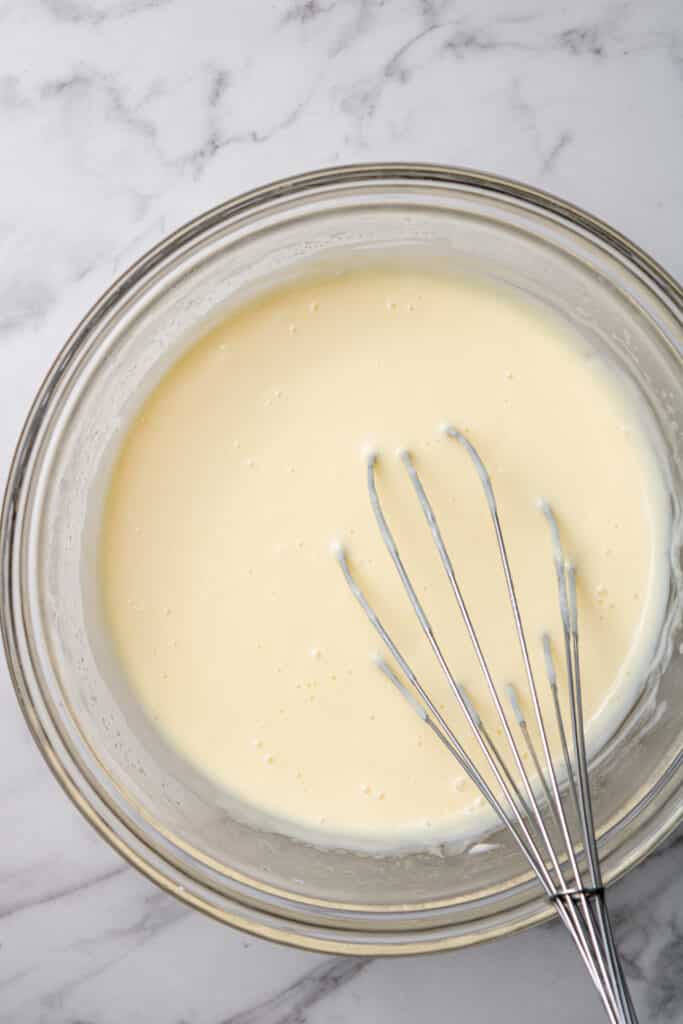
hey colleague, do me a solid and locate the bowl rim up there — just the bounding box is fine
[2,162,682,955]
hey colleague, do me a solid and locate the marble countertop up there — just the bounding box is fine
[1,1,682,1021]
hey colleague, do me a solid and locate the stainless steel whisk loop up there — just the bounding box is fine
[334,426,637,1024]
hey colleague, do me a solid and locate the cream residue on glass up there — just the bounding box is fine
[100,266,671,850]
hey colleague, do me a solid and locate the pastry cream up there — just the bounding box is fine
[100,266,669,848]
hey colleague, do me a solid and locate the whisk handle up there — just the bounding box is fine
[557,891,638,1024]
[597,897,639,1024]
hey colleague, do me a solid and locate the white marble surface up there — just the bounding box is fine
[1,1,682,1021]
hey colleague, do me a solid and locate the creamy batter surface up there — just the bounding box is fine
[101,267,669,848]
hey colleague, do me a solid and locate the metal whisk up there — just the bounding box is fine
[334,426,637,1024]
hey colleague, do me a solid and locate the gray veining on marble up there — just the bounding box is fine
[1,1,682,1021]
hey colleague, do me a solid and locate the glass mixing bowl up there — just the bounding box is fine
[2,165,682,954]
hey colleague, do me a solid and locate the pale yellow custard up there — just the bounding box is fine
[100,267,669,848]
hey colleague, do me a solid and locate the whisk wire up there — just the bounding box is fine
[336,539,549,883]
[543,632,583,824]
[446,432,590,886]
[335,543,611,1001]
[368,452,565,885]
[376,451,619,1011]
[400,441,620,1014]
[443,432,618,1005]
[335,433,638,1023]
[395,447,578,891]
